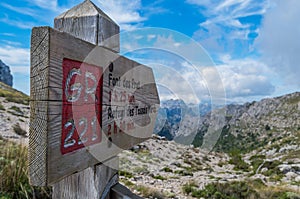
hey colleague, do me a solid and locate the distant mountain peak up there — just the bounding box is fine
[0,59,13,87]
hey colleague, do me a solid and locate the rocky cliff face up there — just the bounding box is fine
[0,60,13,87]
[193,92,300,152]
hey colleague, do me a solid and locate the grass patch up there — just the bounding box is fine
[119,170,134,178]
[135,185,165,199]
[132,166,149,174]
[119,179,134,187]
[0,82,29,105]
[286,95,300,105]
[152,175,167,181]
[0,139,51,198]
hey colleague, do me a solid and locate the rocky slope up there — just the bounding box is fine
[123,92,300,198]
[0,82,29,144]
[193,92,300,153]
[0,84,299,198]
[0,60,13,87]
[119,135,300,198]
[157,92,300,153]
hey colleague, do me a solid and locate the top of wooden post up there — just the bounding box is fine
[54,0,120,52]
[56,0,112,21]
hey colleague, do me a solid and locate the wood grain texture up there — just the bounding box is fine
[54,0,119,52]
[29,27,159,186]
[29,27,50,186]
[52,157,118,199]
[53,3,121,197]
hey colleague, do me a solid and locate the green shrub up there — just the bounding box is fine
[261,160,282,179]
[265,125,271,131]
[174,169,194,176]
[182,181,198,195]
[119,170,134,178]
[250,154,266,173]
[162,167,173,173]
[152,175,167,181]
[229,150,249,172]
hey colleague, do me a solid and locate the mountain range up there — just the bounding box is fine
[156,92,300,153]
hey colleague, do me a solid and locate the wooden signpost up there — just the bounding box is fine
[29,0,159,197]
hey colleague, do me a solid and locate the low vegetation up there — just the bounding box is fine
[135,185,166,199]
[0,137,51,198]
[152,174,167,181]
[0,82,29,105]
[8,106,25,117]
[228,150,250,172]
[119,170,134,178]
[182,179,300,199]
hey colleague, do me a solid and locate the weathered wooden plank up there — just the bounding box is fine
[29,26,159,186]
[52,157,119,199]
[28,27,50,186]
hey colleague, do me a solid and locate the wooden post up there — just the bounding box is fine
[29,1,159,198]
[52,1,119,198]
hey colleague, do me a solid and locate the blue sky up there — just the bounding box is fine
[0,0,299,104]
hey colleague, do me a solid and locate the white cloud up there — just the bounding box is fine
[1,40,22,47]
[215,56,275,100]
[187,0,270,56]
[25,0,59,12]
[0,45,30,74]
[1,3,38,18]
[0,33,16,37]
[152,57,275,104]
[120,27,276,104]
[0,15,36,29]
[1,0,147,33]
[153,64,201,104]
[256,0,300,87]
[95,0,145,30]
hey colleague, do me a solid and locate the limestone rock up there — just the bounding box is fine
[0,60,13,86]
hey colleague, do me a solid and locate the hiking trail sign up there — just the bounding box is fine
[29,26,159,186]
